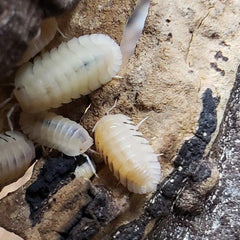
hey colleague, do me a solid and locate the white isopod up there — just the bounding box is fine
[74,161,96,179]
[0,131,35,189]
[14,34,122,113]
[93,114,161,194]
[18,17,58,65]
[19,111,93,156]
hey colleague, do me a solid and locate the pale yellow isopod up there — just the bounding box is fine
[93,114,161,194]
[18,17,58,65]
[14,34,122,113]
[74,160,96,179]
[0,131,35,189]
[19,111,93,156]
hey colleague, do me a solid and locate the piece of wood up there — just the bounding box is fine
[0,0,80,79]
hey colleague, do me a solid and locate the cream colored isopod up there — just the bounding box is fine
[14,34,122,113]
[0,131,35,189]
[20,111,93,156]
[93,114,161,194]
[74,161,96,179]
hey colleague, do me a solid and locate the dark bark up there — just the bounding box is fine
[144,65,240,240]
[0,0,80,79]
[111,88,220,240]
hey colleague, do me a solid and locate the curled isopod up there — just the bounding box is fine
[18,17,58,65]
[0,131,35,189]
[14,34,122,113]
[93,114,161,194]
[20,111,93,156]
[74,161,96,179]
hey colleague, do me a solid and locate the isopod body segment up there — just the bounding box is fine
[93,114,161,194]
[20,111,93,156]
[0,131,35,189]
[14,34,122,113]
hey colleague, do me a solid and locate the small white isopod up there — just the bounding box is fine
[0,131,35,189]
[93,114,161,194]
[18,17,58,65]
[14,34,122,113]
[20,111,93,156]
[74,161,96,179]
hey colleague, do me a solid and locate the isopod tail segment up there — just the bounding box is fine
[74,160,96,180]
[93,113,161,194]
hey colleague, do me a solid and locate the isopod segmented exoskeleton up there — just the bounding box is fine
[18,17,58,65]
[14,34,122,113]
[93,114,161,194]
[0,131,35,189]
[20,111,93,156]
[74,161,96,179]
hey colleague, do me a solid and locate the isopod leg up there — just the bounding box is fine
[112,75,124,79]
[41,146,49,157]
[136,116,148,129]
[83,103,92,116]
[88,148,100,156]
[0,92,14,109]
[57,27,70,39]
[106,99,118,115]
[0,97,12,109]
[7,104,17,131]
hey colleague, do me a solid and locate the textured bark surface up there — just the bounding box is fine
[0,0,240,239]
[0,0,80,79]
[144,66,240,240]
[0,157,128,240]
